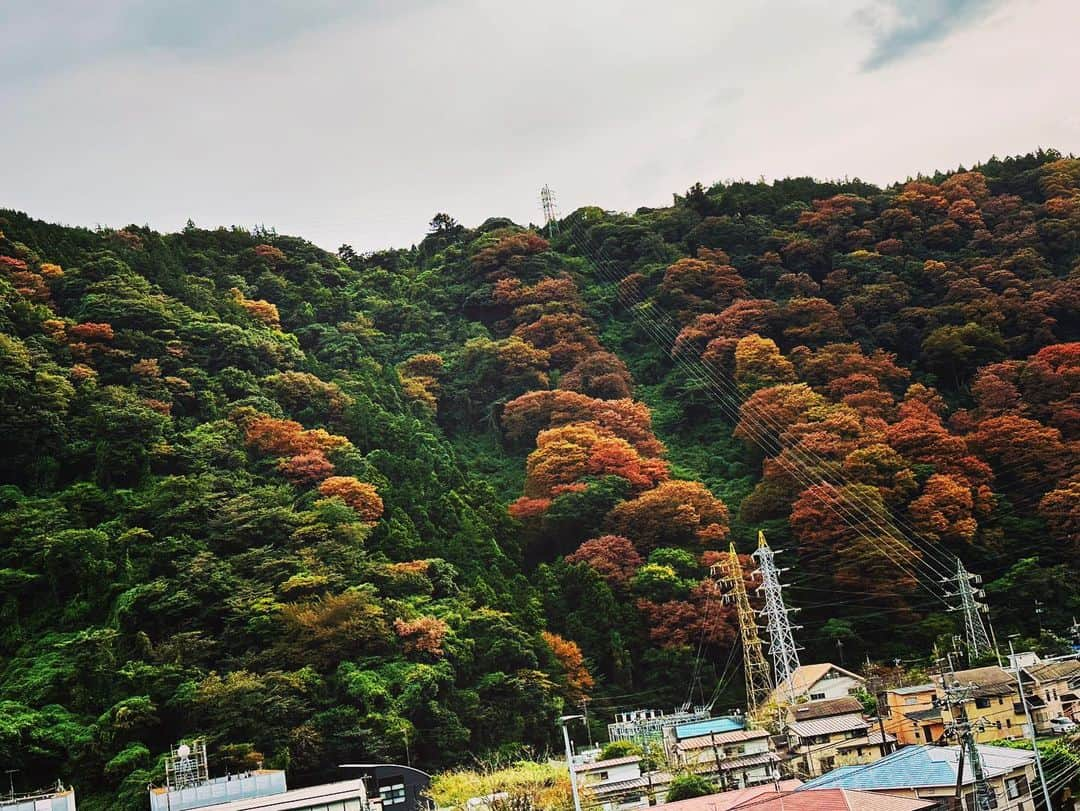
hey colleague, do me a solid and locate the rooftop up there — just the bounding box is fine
[676,728,771,750]
[771,663,863,704]
[729,788,934,810]
[650,780,802,811]
[788,713,869,739]
[1025,659,1080,682]
[792,697,864,721]
[673,716,746,740]
[799,745,1035,791]
[889,683,936,696]
[194,780,367,811]
[574,755,641,773]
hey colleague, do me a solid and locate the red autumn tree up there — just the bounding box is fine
[565,535,643,587]
[780,298,846,346]
[734,384,826,451]
[657,249,747,316]
[558,351,634,400]
[231,288,281,328]
[512,313,602,369]
[1038,477,1080,549]
[967,415,1070,496]
[317,476,384,523]
[673,299,780,355]
[909,473,979,545]
[68,322,115,342]
[278,450,335,485]
[471,231,549,276]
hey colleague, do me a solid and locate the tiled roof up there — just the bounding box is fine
[676,729,770,750]
[720,751,780,771]
[788,713,869,739]
[650,781,802,811]
[584,776,650,796]
[793,697,865,720]
[799,744,1035,791]
[673,717,746,740]
[729,788,935,811]
[574,755,640,773]
[1026,660,1080,682]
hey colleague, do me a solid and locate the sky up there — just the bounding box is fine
[1,0,1078,251]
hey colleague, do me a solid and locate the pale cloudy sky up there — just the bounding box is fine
[2,0,1077,251]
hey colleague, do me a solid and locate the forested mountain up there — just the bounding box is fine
[1,149,1077,809]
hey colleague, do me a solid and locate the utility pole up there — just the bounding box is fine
[580,697,592,747]
[753,531,802,703]
[945,560,994,660]
[540,185,560,238]
[1034,600,1044,634]
[1009,638,1053,810]
[714,543,773,718]
[939,661,996,811]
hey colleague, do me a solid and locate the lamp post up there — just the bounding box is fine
[559,714,585,811]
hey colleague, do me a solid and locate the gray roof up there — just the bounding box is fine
[1026,660,1080,683]
[792,697,864,720]
[788,713,869,739]
[575,755,640,773]
[890,683,936,696]
[676,729,771,750]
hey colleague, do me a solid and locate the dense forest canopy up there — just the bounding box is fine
[0,149,1077,809]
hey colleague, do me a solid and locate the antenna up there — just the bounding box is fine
[540,185,561,238]
[165,739,209,791]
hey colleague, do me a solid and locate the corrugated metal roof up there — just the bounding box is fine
[793,697,865,720]
[788,713,868,738]
[889,683,935,696]
[574,755,640,773]
[798,745,1035,791]
[1027,660,1080,682]
[674,717,746,739]
[650,780,803,811]
[676,728,770,750]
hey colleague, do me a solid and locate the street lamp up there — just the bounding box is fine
[558,714,585,811]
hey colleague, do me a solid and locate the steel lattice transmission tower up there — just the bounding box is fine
[753,531,802,703]
[540,185,560,238]
[946,560,993,659]
[713,543,773,716]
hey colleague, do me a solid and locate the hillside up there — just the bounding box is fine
[0,149,1078,809]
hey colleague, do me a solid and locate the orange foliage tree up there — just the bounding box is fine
[317,476,384,523]
[606,480,729,552]
[394,616,450,658]
[541,631,594,698]
[502,390,663,456]
[657,249,747,316]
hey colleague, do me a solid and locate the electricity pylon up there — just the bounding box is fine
[946,560,993,659]
[714,543,773,717]
[540,185,560,237]
[753,531,802,703]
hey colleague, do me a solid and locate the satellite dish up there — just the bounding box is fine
[177,744,191,758]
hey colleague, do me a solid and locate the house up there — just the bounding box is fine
[177,780,376,811]
[728,788,936,810]
[883,684,946,746]
[648,780,802,811]
[1018,658,1080,730]
[932,666,1028,742]
[799,744,1037,811]
[783,696,895,778]
[575,756,666,810]
[670,727,780,789]
[770,663,865,706]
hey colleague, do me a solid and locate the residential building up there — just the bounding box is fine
[670,727,780,789]
[649,780,802,811]
[883,684,945,746]
[575,755,669,810]
[728,788,935,810]
[662,716,746,759]
[784,696,894,778]
[799,744,1038,811]
[0,785,76,811]
[150,771,290,811]
[933,666,1028,743]
[1018,658,1080,730]
[770,663,865,706]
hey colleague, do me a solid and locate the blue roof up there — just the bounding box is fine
[798,745,1034,791]
[673,717,744,739]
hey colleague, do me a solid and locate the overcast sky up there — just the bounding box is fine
[2,0,1078,251]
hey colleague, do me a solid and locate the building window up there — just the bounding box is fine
[1006,719,1012,728]
[1006,775,1030,800]
[811,692,826,700]
[595,771,609,782]
[380,783,407,807]
[975,697,991,709]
